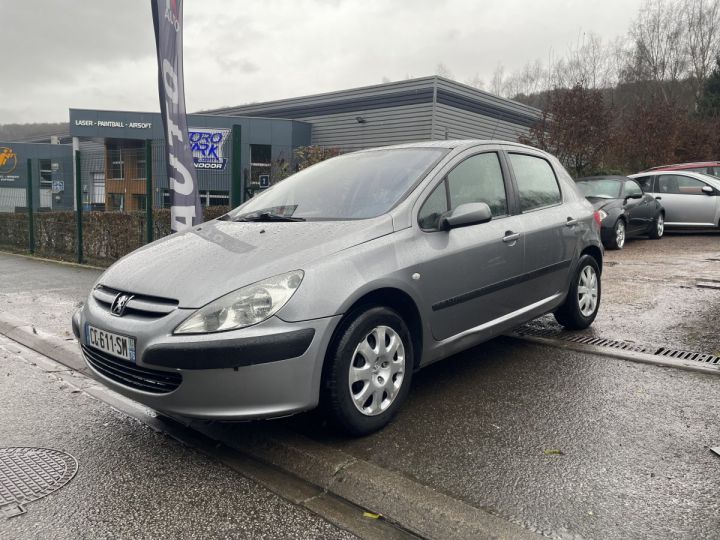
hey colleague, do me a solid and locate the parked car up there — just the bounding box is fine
[629,170,720,229]
[575,175,664,249]
[643,161,720,178]
[72,141,603,435]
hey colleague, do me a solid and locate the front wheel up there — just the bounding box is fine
[322,306,413,436]
[649,213,664,239]
[606,219,625,250]
[554,254,601,330]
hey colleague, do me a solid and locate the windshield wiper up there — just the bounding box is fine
[233,212,306,222]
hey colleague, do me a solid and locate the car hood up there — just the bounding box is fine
[97,216,395,308]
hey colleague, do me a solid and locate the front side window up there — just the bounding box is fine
[418,152,507,230]
[634,176,655,192]
[508,153,561,212]
[658,174,708,195]
[624,180,643,197]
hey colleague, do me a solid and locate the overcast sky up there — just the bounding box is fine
[1,0,645,124]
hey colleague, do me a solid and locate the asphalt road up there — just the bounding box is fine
[1,233,719,539]
[0,336,356,540]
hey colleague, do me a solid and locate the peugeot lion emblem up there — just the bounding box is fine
[110,293,133,317]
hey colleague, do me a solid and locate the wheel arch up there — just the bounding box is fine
[580,244,603,274]
[329,287,424,371]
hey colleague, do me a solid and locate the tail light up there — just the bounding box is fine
[593,211,602,227]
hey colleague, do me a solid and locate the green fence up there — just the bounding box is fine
[0,140,234,267]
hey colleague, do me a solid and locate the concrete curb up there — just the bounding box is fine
[0,309,537,540]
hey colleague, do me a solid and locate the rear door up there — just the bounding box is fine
[413,150,526,341]
[656,174,717,225]
[505,152,577,305]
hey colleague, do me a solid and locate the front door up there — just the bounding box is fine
[655,174,717,225]
[413,151,525,341]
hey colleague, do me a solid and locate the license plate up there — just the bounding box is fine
[86,324,136,362]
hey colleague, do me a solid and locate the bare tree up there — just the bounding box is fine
[464,73,485,90]
[435,63,454,80]
[490,64,505,96]
[627,0,688,101]
[684,0,720,99]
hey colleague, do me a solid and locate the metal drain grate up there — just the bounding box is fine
[0,448,78,518]
[514,327,720,366]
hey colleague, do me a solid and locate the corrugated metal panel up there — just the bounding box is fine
[436,78,541,118]
[304,104,434,151]
[432,104,530,142]
[204,77,437,116]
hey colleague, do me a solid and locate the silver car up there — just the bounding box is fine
[72,140,603,435]
[629,171,720,229]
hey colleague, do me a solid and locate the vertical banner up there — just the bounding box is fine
[151,0,202,232]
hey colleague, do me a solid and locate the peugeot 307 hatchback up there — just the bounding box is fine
[73,141,603,435]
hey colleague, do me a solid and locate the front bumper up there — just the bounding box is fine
[73,295,341,420]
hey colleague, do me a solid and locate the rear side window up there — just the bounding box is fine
[417,152,508,230]
[508,153,561,212]
[658,174,707,195]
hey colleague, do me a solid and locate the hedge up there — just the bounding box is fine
[0,206,230,266]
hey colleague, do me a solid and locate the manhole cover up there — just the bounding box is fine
[0,448,78,518]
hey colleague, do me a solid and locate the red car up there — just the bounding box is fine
[643,161,720,177]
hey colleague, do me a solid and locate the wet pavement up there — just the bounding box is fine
[291,337,720,539]
[0,336,356,540]
[526,233,720,354]
[1,234,720,539]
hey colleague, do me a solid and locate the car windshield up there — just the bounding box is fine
[227,148,448,221]
[576,179,622,199]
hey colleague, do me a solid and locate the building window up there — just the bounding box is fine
[92,172,105,206]
[107,193,125,211]
[39,159,53,188]
[133,194,147,211]
[108,148,124,180]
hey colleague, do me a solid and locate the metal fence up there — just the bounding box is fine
[0,138,235,266]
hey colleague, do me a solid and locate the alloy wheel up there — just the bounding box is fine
[657,214,664,237]
[577,265,599,317]
[348,325,406,416]
[616,221,625,248]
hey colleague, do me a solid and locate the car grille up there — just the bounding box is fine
[93,285,178,319]
[82,344,182,394]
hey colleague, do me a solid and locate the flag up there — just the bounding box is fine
[151,0,202,232]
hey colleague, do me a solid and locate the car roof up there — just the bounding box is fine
[576,175,630,182]
[356,139,544,153]
[644,161,720,171]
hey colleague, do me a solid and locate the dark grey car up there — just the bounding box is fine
[73,140,603,435]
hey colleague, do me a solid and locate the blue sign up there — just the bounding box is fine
[189,128,230,171]
[259,174,270,188]
[51,180,64,193]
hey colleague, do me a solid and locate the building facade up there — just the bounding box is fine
[204,76,541,151]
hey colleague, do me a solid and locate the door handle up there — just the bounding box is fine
[565,217,579,227]
[502,231,520,243]
[655,196,662,200]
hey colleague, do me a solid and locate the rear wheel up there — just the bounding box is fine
[322,306,413,436]
[554,254,601,330]
[649,213,664,239]
[606,219,625,250]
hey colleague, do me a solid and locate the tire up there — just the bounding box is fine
[322,306,414,436]
[649,212,664,239]
[554,254,601,330]
[606,219,625,250]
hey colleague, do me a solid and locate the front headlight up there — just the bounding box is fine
[598,209,608,221]
[174,270,304,334]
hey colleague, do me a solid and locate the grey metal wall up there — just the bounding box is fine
[205,76,542,151]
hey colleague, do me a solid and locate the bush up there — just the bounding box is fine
[0,206,230,267]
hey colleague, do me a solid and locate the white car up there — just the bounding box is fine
[629,170,720,229]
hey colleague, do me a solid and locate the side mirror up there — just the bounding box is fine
[438,202,493,231]
[702,185,715,195]
[625,193,642,200]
